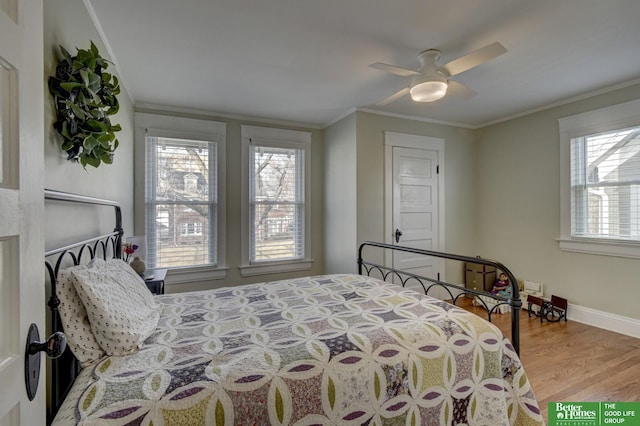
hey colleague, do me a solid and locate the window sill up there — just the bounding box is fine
[558,238,640,259]
[164,265,228,285]
[239,259,314,277]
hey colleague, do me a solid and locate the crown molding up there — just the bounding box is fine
[135,103,324,130]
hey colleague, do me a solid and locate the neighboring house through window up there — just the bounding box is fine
[559,98,640,258]
[135,113,226,280]
[240,125,312,276]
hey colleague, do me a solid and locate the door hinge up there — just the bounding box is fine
[437,165,439,174]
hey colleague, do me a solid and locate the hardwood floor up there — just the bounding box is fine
[461,300,640,422]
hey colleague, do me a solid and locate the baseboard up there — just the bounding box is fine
[567,303,640,339]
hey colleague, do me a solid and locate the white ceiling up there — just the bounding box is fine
[86,0,640,128]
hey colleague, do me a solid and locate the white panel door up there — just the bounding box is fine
[384,131,445,297]
[392,146,439,292]
[0,0,45,424]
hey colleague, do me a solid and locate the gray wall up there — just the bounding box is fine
[44,0,134,249]
[323,110,477,283]
[324,113,358,273]
[355,111,477,283]
[476,83,640,320]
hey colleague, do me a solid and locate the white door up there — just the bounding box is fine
[384,132,444,296]
[0,0,45,425]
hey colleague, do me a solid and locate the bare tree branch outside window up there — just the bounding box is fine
[250,145,303,261]
[147,136,217,268]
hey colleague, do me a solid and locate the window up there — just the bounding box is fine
[559,99,640,258]
[180,222,203,236]
[240,125,312,275]
[146,135,215,267]
[136,113,226,278]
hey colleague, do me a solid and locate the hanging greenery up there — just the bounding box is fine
[48,41,121,168]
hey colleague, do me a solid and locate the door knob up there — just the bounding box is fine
[395,228,403,243]
[25,323,66,401]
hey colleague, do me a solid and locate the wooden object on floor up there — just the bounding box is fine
[527,294,568,322]
[527,294,545,316]
[464,261,496,293]
[547,295,568,322]
[459,297,640,423]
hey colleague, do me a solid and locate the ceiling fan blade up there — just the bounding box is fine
[369,62,421,77]
[442,42,506,77]
[376,87,410,105]
[447,80,476,99]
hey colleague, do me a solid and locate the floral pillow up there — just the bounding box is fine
[71,259,160,356]
[56,264,106,367]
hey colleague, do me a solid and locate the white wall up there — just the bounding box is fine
[44,0,134,249]
[476,83,640,320]
[324,113,358,273]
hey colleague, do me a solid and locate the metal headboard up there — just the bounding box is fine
[44,189,123,424]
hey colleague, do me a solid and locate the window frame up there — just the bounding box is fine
[558,98,640,259]
[240,125,312,276]
[135,113,227,281]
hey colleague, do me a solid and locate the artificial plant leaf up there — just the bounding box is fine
[100,152,113,164]
[88,72,101,90]
[68,102,86,120]
[49,42,121,168]
[48,77,63,96]
[112,76,120,94]
[79,68,90,88]
[85,88,101,105]
[107,103,120,115]
[71,59,86,73]
[76,49,96,70]
[59,82,83,93]
[85,119,108,132]
[97,131,115,142]
[90,41,99,57]
[61,140,74,151]
[60,121,72,139]
[83,153,101,168]
[59,45,72,62]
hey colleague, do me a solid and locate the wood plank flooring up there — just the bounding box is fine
[460,300,640,422]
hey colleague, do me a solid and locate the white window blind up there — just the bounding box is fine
[249,142,304,262]
[146,132,218,268]
[570,126,640,242]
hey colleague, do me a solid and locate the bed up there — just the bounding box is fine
[45,190,543,425]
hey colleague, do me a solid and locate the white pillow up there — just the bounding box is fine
[56,264,106,367]
[71,259,160,355]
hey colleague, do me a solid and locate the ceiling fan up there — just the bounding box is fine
[370,42,507,105]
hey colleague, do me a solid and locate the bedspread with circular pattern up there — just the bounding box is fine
[53,274,544,425]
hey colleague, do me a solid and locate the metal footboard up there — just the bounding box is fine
[357,241,522,354]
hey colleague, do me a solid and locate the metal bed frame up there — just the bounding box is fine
[44,190,522,423]
[357,241,522,354]
[44,189,123,424]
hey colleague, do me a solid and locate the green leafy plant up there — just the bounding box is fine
[48,41,121,168]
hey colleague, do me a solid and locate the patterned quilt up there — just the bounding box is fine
[53,274,544,425]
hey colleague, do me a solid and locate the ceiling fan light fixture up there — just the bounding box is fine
[410,77,448,102]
